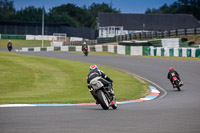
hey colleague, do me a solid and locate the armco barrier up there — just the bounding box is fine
[149,38,189,47]
[108,45,114,53]
[148,47,200,57]
[149,40,162,47]
[1,34,26,40]
[17,45,142,56]
[17,45,200,58]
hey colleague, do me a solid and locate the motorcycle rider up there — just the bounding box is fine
[87,65,114,104]
[82,42,88,51]
[7,40,12,52]
[82,42,88,56]
[167,67,183,88]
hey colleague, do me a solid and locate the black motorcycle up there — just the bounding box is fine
[8,46,12,52]
[89,78,117,110]
[83,48,88,56]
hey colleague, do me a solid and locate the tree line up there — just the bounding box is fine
[0,0,120,29]
[145,0,200,20]
[0,0,199,30]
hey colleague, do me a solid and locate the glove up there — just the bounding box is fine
[88,86,93,92]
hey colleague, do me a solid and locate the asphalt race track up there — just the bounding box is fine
[1,50,200,133]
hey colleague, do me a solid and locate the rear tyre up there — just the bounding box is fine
[8,47,12,52]
[97,90,109,110]
[84,51,88,56]
[175,81,181,91]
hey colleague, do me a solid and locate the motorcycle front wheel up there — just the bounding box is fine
[8,47,12,52]
[111,97,117,109]
[96,90,109,110]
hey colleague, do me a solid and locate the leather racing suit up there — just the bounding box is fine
[87,69,114,100]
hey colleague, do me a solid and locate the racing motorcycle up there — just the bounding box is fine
[83,48,88,56]
[172,76,183,91]
[90,78,117,110]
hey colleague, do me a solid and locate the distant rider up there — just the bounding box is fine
[167,67,183,88]
[87,65,114,104]
[82,42,88,51]
[7,40,12,52]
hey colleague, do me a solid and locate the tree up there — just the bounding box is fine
[48,3,89,27]
[14,6,43,22]
[88,2,120,29]
[0,0,15,21]
[145,0,200,20]
[0,1,121,29]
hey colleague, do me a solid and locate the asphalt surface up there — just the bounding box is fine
[1,49,200,133]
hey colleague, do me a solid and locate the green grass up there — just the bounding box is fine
[0,39,51,47]
[0,52,150,104]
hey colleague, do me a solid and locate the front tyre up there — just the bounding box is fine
[8,47,12,52]
[111,97,117,109]
[97,90,109,110]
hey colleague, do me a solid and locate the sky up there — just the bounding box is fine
[12,0,178,13]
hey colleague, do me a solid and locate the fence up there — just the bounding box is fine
[114,27,200,42]
[65,40,97,45]
[0,22,98,40]
[97,37,116,44]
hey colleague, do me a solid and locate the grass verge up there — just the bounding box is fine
[0,52,150,104]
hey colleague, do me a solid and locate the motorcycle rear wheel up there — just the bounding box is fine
[175,81,181,91]
[97,90,109,110]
